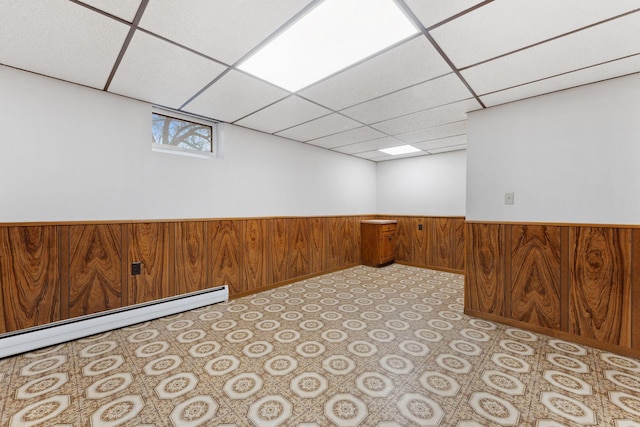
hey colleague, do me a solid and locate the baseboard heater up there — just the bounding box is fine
[0,285,228,359]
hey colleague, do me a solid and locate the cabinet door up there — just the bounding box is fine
[380,231,395,263]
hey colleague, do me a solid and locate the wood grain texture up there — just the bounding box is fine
[409,217,428,266]
[69,224,122,318]
[174,221,207,295]
[309,218,324,273]
[569,227,632,346]
[340,217,359,266]
[632,229,640,350]
[432,217,453,269]
[288,218,310,279]
[465,223,505,316]
[210,221,243,295]
[127,223,170,305]
[509,225,561,329]
[243,219,268,293]
[0,226,60,332]
[394,217,412,263]
[453,218,465,271]
[269,218,288,284]
[324,217,341,271]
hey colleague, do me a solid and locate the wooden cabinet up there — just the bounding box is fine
[361,220,397,267]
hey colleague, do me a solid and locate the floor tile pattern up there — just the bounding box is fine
[1,264,640,426]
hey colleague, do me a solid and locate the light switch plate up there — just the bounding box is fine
[504,192,514,205]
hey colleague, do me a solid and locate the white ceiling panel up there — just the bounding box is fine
[235,96,331,134]
[333,137,405,154]
[306,127,386,149]
[109,31,227,108]
[481,54,640,107]
[183,70,288,123]
[431,0,640,68]
[341,73,472,124]
[76,0,142,22]
[276,114,362,142]
[413,135,467,151]
[139,0,312,65]
[461,12,640,95]
[395,121,467,144]
[428,144,467,154]
[374,151,428,162]
[299,36,452,110]
[0,0,129,89]
[370,98,480,135]
[353,150,388,160]
[404,0,486,29]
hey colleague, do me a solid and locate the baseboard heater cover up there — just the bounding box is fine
[0,285,228,359]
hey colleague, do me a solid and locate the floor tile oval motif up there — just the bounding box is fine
[468,319,497,330]
[291,372,328,398]
[248,395,293,427]
[540,391,597,424]
[469,392,520,426]
[419,371,460,397]
[274,329,301,343]
[379,354,414,375]
[225,329,254,343]
[144,355,182,376]
[21,355,67,376]
[505,328,538,342]
[188,341,221,358]
[325,393,368,427]
[426,319,453,331]
[79,341,118,358]
[135,341,169,358]
[414,329,443,342]
[548,339,586,355]
[223,372,263,399]
[256,319,281,331]
[281,311,304,321]
[449,339,482,356]
[156,372,199,399]
[86,373,132,399]
[16,373,69,399]
[398,340,430,357]
[177,329,206,343]
[609,391,640,417]
[321,329,349,343]
[482,370,526,395]
[170,395,218,427]
[499,339,535,356]
[90,394,145,427]
[342,319,367,331]
[604,370,640,393]
[397,392,445,426]
[601,353,640,373]
[166,319,194,330]
[264,355,298,376]
[543,370,592,395]
[295,341,325,358]
[546,353,589,373]
[239,311,264,322]
[243,341,275,358]
[348,340,379,357]
[10,395,70,427]
[491,353,531,374]
[127,329,160,343]
[368,329,396,343]
[300,319,325,331]
[436,353,472,374]
[205,355,240,376]
[356,372,393,398]
[83,355,124,376]
[323,355,356,376]
[459,328,491,342]
[211,319,237,331]
[320,311,343,321]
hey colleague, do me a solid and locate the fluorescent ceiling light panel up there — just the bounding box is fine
[379,145,422,155]
[238,0,419,92]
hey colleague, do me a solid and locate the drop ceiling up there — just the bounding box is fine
[1,0,639,162]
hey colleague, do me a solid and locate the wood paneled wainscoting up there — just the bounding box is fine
[378,216,465,274]
[0,216,372,334]
[465,221,640,358]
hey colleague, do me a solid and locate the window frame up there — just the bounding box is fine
[151,107,222,159]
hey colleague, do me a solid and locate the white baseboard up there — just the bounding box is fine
[0,285,228,359]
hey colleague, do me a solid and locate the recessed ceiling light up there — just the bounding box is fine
[379,145,422,155]
[238,0,418,92]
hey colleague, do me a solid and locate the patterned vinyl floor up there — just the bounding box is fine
[1,264,640,426]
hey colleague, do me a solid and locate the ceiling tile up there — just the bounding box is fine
[340,73,472,124]
[76,0,142,22]
[299,36,451,110]
[370,98,480,135]
[352,150,388,160]
[428,144,467,154]
[395,121,467,144]
[109,31,227,108]
[333,137,405,154]
[413,135,467,151]
[431,0,640,68]
[374,151,429,162]
[481,54,640,107]
[461,12,640,95]
[183,70,289,123]
[0,0,129,89]
[305,126,386,149]
[404,0,486,29]
[235,96,331,134]
[139,0,312,64]
[276,113,362,142]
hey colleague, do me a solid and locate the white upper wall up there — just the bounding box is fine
[467,73,640,224]
[376,150,466,216]
[0,66,376,222]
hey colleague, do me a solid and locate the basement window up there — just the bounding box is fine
[151,109,220,158]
